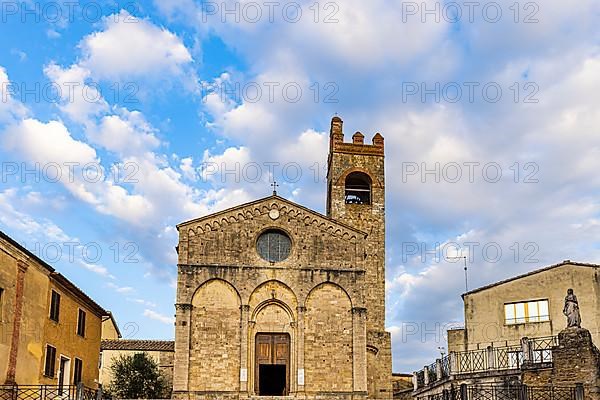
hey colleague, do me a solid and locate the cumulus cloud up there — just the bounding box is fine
[1,118,155,223]
[79,11,193,81]
[43,63,108,125]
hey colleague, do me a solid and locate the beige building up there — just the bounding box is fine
[0,230,108,389]
[413,260,600,399]
[173,116,393,399]
[99,340,174,390]
[449,260,600,352]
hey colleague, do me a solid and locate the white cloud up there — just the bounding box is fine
[0,66,28,124]
[91,109,161,156]
[78,260,116,279]
[79,10,193,80]
[200,146,252,182]
[0,189,74,243]
[128,298,158,308]
[108,282,135,294]
[44,63,108,125]
[143,309,175,325]
[3,118,98,166]
[179,157,197,181]
[1,118,155,224]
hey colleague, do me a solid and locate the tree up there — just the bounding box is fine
[106,352,170,399]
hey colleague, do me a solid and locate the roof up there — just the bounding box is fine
[0,230,108,317]
[392,373,413,377]
[101,340,175,352]
[463,260,600,297]
[176,194,368,236]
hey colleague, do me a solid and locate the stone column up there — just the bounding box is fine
[424,366,430,386]
[173,303,192,393]
[449,351,458,375]
[521,337,531,365]
[296,306,306,395]
[352,307,368,394]
[436,358,443,380]
[487,346,495,370]
[412,372,418,390]
[239,305,250,395]
[5,260,28,385]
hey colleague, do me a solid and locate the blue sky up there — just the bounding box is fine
[0,0,599,373]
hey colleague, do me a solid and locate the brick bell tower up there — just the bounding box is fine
[326,116,392,399]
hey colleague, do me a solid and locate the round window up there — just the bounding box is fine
[256,229,291,262]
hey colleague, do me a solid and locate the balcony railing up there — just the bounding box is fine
[0,384,98,400]
[414,336,559,390]
[416,383,579,400]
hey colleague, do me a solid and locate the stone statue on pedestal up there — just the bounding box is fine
[563,288,581,328]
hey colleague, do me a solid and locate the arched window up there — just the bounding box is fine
[345,172,371,205]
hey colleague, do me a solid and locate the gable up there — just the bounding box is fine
[177,196,367,270]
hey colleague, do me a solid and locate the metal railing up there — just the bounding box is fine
[415,336,559,389]
[416,384,578,400]
[0,385,98,400]
[529,336,559,364]
[441,355,451,379]
[428,361,438,382]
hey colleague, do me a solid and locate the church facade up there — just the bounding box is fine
[172,117,392,399]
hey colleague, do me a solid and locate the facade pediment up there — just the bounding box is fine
[177,195,367,270]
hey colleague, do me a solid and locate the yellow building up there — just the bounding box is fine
[101,312,122,341]
[0,230,108,389]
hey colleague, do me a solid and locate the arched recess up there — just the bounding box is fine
[304,282,353,393]
[248,281,298,395]
[189,279,241,391]
[249,280,298,314]
[344,171,372,205]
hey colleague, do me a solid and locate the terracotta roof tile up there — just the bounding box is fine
[101,340,174,352]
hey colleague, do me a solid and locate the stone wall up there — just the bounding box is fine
[189,279,241,392]
[304,283,353,393]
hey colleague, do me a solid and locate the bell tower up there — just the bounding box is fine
[326,116,392,398]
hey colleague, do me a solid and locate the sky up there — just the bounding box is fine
[0,0,599,373]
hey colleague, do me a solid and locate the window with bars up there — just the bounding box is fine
[44,344,56,377]
[50,290,60,322]
[74,358,83,384]
[504,300,549,324]
[77,309,86,337]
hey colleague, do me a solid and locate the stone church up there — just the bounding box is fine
[172,116,392,399]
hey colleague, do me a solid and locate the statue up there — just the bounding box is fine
[563,288,581,328]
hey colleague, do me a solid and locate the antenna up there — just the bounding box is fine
[437,346,446,358]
